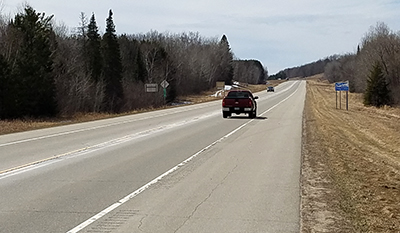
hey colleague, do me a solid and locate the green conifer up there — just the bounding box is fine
[9,6,57,118]
[0,54,11,119]
[219,35,234,85]
[87,13,102,82]
[364,63,391,107]
[101,9,124,113]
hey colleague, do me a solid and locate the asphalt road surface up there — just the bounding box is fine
[0,80,306,233]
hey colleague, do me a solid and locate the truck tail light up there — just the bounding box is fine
[248,99,252,107]
[222,99,226,107]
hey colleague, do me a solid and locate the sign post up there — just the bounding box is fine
[160,80,169,103]
[335,81,349,110]
[216,81,225,97]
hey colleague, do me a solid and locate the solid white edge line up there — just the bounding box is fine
[260,81,301,116]
[0,101,217,148]
[67,81,302,233]
[66,121,249,233]
[0,111,220,177]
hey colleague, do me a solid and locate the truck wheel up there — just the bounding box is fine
[223,112,229,118]
[249,111,256,118]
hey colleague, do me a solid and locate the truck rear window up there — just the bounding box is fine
[225,91,253,99]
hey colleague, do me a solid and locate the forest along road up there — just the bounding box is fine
[0,81,305,233]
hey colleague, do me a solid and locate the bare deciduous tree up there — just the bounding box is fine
[324,22,400,105]
[1,7,268,118]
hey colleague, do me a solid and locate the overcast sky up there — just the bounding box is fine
[2,0,400,74]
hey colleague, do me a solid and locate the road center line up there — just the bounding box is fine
[66,81,301,233]
[0,111,219,178]
[0,103,216,148]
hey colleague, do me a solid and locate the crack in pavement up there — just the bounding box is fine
[137,214,148,233]
[173,163,239,233]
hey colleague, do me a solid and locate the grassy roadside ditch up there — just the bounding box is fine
[301,75,400,232]
[3,77,399,232]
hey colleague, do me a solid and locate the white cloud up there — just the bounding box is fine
[2,0,400,74]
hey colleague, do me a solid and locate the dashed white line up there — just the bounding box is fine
[0,110,220,178]
[67,81,302,233]
[0,103,217,148]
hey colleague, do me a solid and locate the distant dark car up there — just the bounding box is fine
[222,90,258,118]
[267,86,274,92]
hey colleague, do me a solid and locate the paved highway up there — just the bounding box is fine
[0,80,305,233]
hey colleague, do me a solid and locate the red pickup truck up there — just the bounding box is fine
[222,90,258,118]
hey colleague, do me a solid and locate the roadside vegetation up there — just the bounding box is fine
[0,82,277,135]
[273,22,400,109]
[302,75,400,232]
[2,4,400,232]
[0,4,267,120]
[324,22,400,107]
[269,58,330,80]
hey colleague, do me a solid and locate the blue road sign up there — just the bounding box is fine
[335,82,349,91]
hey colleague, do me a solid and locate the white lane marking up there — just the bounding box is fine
[0,110,220,178]
[0,102,218,148]
[278,81,299,93]
[0,81,294,148]
[67,81,303,233]
[260,81,301,116]
[257,80,298,99]
[0,159,59,180]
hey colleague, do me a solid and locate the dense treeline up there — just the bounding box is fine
[325,22,400,106]
[0,7,58,119]
[269,21,399,107]
[232,60,267,84]
[269,58,331,80]
[0,5,267,119]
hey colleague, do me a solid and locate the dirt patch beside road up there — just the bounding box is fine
[301,75,400,232]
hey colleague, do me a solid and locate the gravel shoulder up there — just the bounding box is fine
[301,75,400,232]
[4,77,399,232]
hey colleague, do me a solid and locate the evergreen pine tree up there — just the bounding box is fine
[101,9,124,113]
[9,6,57,118]
[0,54,11,119]
[364,63,391,107]
[87,13,102,82]
[134,46,147,83]
[219,35,234,85]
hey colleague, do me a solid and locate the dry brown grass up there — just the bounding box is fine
[5,78,399,231]
[0,113,115,135]
[0,81,282,135]
[301,75,400,232]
